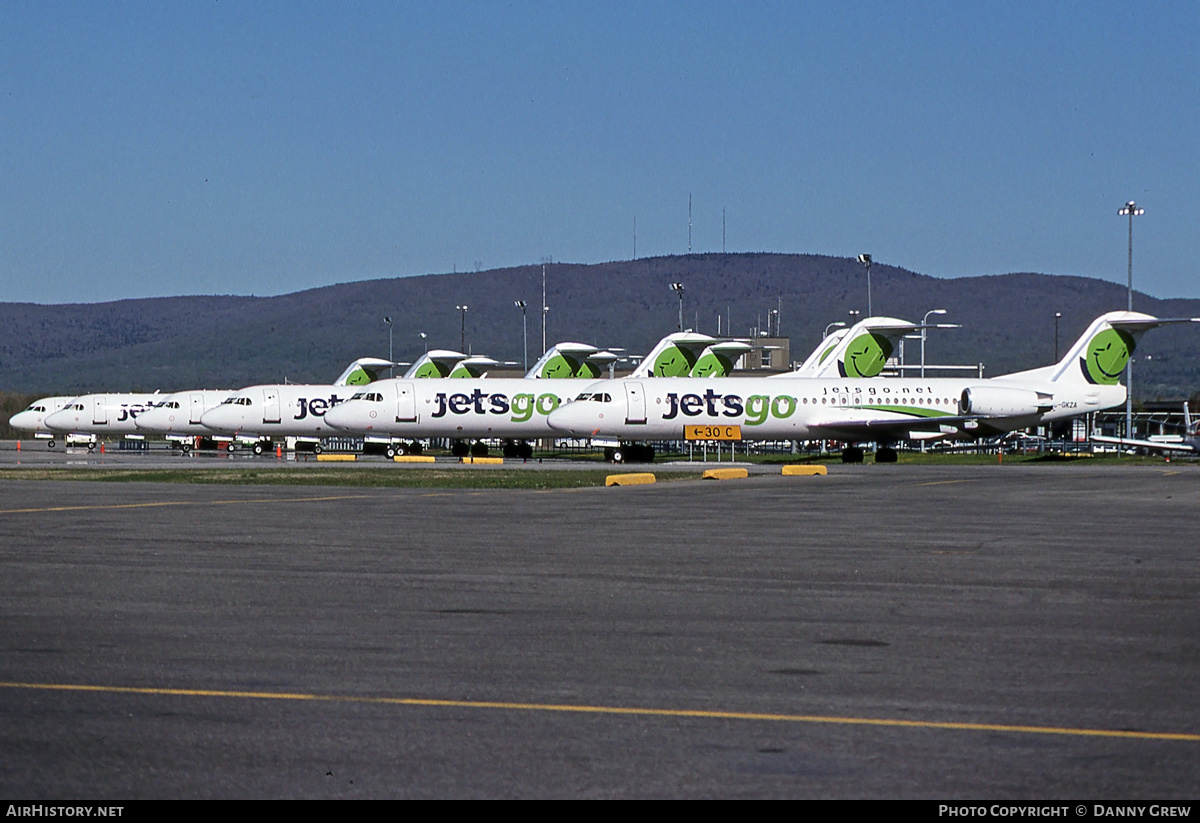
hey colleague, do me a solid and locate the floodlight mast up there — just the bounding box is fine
[1118,200,1144,442]
[514,300,528,372]
[857,254,873,316]
[921,308,947,378]
[456,305,468,353]
[384,316,393,377]
[670,283,685,332]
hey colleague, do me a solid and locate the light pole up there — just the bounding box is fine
[921,308,947,378]
[541,263,548,356]
[384,316,393,377]
[419,331,427,354]
[824,320,846,338]
[1119,200,1144,440]
[455,305,468,353]
[670,282,685,332]
[857,254,873,316]
[1054,312,1062,362]
[848,309,861,326]
[514,300,528,372]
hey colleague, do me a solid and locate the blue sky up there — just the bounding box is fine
[2,1,1197,304]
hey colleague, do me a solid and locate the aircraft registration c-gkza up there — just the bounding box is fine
[547,311,1199,463]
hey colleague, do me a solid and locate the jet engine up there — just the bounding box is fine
[958,386,1048,417]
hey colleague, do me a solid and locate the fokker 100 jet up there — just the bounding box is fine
[134,357,393,450]
[319,328,891,457]
[42,391,163,442]
[197,357,394,451]
[547,311,1198,462]
[8,396,77,446]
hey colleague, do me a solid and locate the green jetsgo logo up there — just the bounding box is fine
[839,333,893,378]
[413,360,453,378]
[344,364,387,385]
[343,367,373,385]
[1080,328,1136,385]
[652,343,698,377]
[536,353,604,379]
[691,349,735,377]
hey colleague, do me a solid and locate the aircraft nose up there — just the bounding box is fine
[134,410,160,431]
[200,407,237,433]
[323,404,355,431]
[8,411,35,431]
[547,403,597,435]
[43,410,73,432]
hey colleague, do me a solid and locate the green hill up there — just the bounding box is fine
[2,253,1197,399]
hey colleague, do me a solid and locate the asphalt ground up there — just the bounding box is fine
[0,462,1197,798]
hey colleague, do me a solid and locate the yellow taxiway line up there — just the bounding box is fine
[1,681,1196,743]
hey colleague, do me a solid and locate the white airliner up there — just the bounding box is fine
[197,357,396,449]
[43,392,163,439]
[8,396,76,445]
[546,311,1199,462]
[194,343,611,455]
[133,357,393,451]
[133,389,237,448]
[319,333,754,456]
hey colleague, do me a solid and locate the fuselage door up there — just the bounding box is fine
[92,396,107,425]
[395,382,417,423]
[625,381,647,424]
[263,389,281,424]
[189,393,205,424]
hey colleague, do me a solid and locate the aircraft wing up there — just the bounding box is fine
[1090,434,1199,454]
[808,410,1013,442]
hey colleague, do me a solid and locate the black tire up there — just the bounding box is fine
[180,442,192,454]
[876,447,898,463]
[470,441,488,457]
[611,448,626,463]
[228,442,238,453]
[385,446,397,459]
[87,442,96,452]
[314,444,323,455]
[518,442,533,459]
[841,446,864,464]
[253,442,264,456]
[451,440,469,457]
[48,440,56,449]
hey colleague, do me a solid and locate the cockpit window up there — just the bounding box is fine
[573,392,612,402]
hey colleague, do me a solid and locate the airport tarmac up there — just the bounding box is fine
[1,463,1197,798]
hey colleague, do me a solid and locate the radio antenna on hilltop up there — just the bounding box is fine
[633,215,637,260]
[688,193,692,254]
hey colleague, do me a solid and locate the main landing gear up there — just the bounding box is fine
[605,443,655,463]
